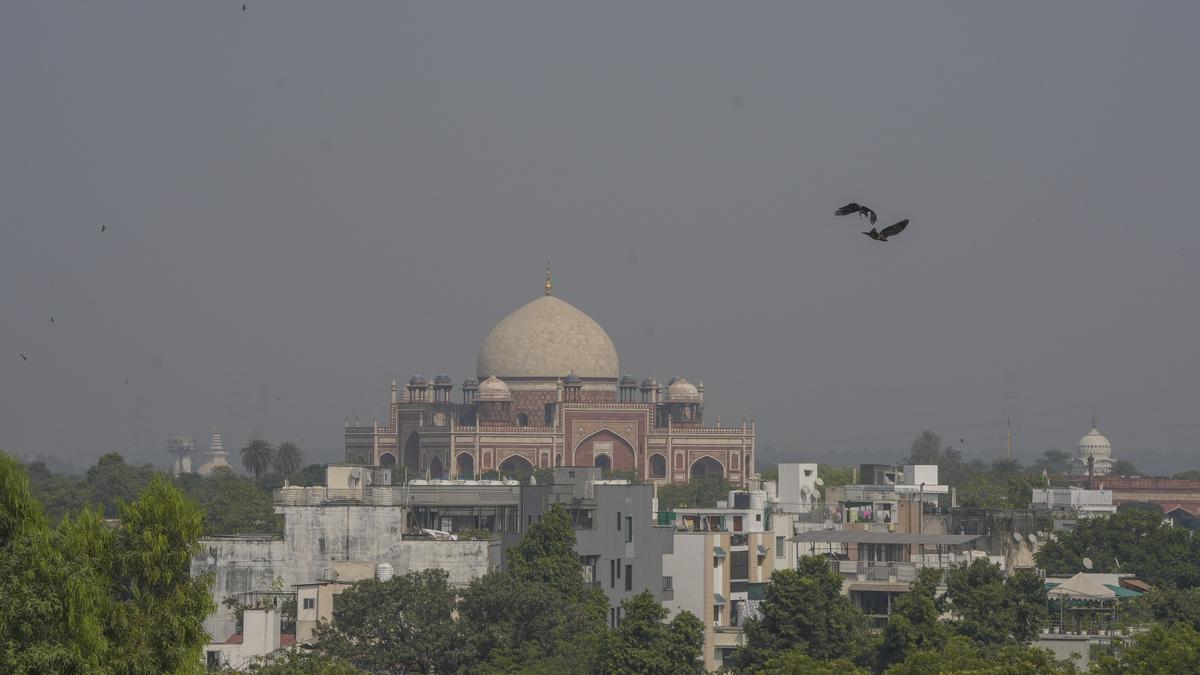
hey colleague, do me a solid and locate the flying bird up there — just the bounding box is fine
[835,202,877,225]
[100,224,108,232]
[243,3,247,10]
[50,316,54,323]
[863,219,909,242]
[19,353,28,361]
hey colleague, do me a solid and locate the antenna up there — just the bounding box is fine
[1082,557,1094,570]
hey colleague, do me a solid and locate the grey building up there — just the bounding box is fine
[517,467,674,627]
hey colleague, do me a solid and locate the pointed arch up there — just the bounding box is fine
[498,454,535,479]
[649,453,667,479]
[573,428,636,472]
[429,455,445,480]
[456,453,475,479]
[690,456,724,479]
[403,432,421,473]
[378,452,397,467]
[594,453,612,476]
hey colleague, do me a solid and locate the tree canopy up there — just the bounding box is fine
[240,439,276,477]
[1035,508,1200,588]
[595,591,704,675]
[272,442,303,475]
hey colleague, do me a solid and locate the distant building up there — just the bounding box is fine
[1030,488,1116,517]
[168,436,197,475]
[343,270,757,487]
[196,430,232,475]
[1073,419,1115,475]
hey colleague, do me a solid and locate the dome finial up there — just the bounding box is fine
[544,262,553,296]
[1092,415,1097,429]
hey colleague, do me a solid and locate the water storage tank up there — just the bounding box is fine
[376,562,394,581]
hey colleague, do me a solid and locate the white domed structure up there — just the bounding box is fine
[665,377,701,402]
[1074,419,1114,475]
[477,294,618,381]
[196,430,232,476]
[475,375,513,401]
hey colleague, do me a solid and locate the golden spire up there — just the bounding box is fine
[544,262,553,296]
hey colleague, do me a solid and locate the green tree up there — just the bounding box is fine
[656,474,733,510]
[763,649,869,674]
[737,556,869,668]
[1094,623,1200,675]
[1172,470,1200,481]
[884,636,1075,675]
[82,452,156,518]
[595,591,704,675]
[315,569,467,674]
[1109,459,1140,477]
[1033,449,1074,476]
[240,439,276,477]
[1138,587,1200,632]
[22,460,83,523]
[878,568,949,668]
[942,560,1047,645]
[459,505,608,671]
[231,650,366,674]
[1035,508,1200,588]
[0,451,213,675]
[176,467,282,536]
[272,441,303,475]
[289,463,328,486]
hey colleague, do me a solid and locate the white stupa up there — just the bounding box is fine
[1073,418,1114,475]
[196,430,233,475]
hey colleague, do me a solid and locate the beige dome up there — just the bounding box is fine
[476,375,513,401]
[666,377,701,402]
[477,296,619,380]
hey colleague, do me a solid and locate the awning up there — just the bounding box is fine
[757,545,769,557]
[714,593,726,606]
[713,546,727,557]
[1104,584,1142,598]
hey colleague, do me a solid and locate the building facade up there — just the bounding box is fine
[344,272,756,487]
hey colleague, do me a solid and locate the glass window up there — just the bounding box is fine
[625,516,633,543]
[663,576,673,591]
[775,536,785,558]
[625,565,633,591]
[302,598,315,610]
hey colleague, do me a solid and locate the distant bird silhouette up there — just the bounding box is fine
[835,202,877,225]
[100,224,108,232]
[123,379,130,386]
[243,3,247,10]
[960,438,966,444]
[863,219,909,242]
[19,353,28,361]
[50,316,54,323]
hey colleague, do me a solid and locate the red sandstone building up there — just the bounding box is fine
[344,270,756,486]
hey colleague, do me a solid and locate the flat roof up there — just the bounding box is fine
[789,531,981,546]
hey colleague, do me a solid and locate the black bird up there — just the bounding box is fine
[243,3,247,10]
[863,219,909,242]
[960,438,966,444]
[50,316,54,323]
[123,379,130,386]
[101,224,107,232]
[835,202,877,225]
[19,353,28,361]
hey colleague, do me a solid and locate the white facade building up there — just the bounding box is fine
[1031,488,1116,517]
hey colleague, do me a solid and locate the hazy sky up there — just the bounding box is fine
[3,2,1198,473]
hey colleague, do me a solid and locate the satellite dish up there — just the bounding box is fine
[815,477,825,487]
[1013,532,1024,543]
[823,519,835,530]
[1028,533,1038,545]
[1083,557,1094,570]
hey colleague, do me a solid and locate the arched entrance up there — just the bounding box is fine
[429,455,444,480]
[456,453,475,479]
[378,452,396,467]
[594,454,611,477]
[690,456,724,479]
[498,454,534,482]
[573,429,636,472]
[403,432,421,474]
[649,453,667,479]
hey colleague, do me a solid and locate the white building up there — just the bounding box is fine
[1031,488,1116,517]
[204,607,290,671]
[168,436,197,475]
[196,430,232,475]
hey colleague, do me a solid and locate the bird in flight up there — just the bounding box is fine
[863,219,909,242]
[243,3,247,10]
[19,353,28,361]
[100,224,108,232]
[835,202,877,225]
[50,316,54,323]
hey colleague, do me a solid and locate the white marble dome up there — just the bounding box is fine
[475,375,512,401]
[477,295,619,380]
[666,377,701,402]
[1078,426,1112,460]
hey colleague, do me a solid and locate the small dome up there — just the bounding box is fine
[640,376,659,389]
[563,371,581,385]
[666,377,701,402]
[462,376,480,389]
[476,375,512,401]
[620,373,639,386]
[1078,425,1113,459]
[408,374,428,386]
[434,373,453,385]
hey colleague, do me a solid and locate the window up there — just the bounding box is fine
[610,559,616,588]
[617,512,622,530]
[616,558,621,578]
[731,550,749,581]
[303,597,315,610]
[516,412,529,426]
[663,576,673,591]
[207,651,221,669]
[733,515,743,532]
[775,536,785,558]
[625,516,633,543]
[714,605,722,625]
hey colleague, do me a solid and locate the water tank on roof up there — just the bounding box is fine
[376,562,394,581]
